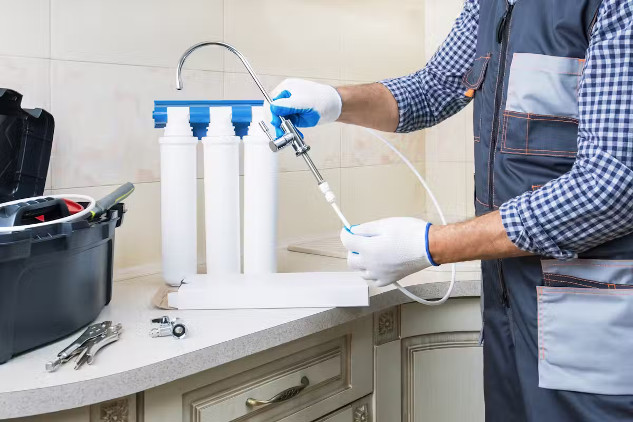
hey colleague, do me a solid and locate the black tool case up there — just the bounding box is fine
[0,88,54,203]
[0,204,125,364]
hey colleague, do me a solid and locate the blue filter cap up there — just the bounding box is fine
[153,100,264,139]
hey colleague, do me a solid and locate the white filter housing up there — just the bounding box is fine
[159,107,198,286]
[243,106,278,274]
[203,107,241,275]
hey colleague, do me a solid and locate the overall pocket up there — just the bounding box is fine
[502,53,583,157]
[463,54,490,143]
[538,259,633,395]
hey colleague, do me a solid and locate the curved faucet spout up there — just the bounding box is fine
[174,41,323,183]
[175,41,273,104]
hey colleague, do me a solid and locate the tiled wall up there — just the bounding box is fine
[0,0,472,278]
[423,0,476,224]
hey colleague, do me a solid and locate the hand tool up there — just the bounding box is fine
[74,323,123,370]
[89,182,135,220]
[46,321,111,372]
[45,321,123,372]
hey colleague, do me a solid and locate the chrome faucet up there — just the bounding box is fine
[175,41,324,184]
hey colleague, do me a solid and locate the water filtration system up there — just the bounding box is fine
[155,42,456,308]
[153,99,277,286]
[153,102,367,308]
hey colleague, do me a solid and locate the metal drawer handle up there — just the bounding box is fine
[246,376,310,407]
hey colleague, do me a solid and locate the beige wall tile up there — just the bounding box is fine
[50,0,223,70]
[465,160,475,218]
[424,161,468,221]
[339,163,426,225]
[222,71,284,100]
[0,56,52,189]
[424,108,470,163]
[340,0,425,82]
[424,0,465,62]
[50,60,222,189]
[0,56,50,109]
[0,0,50,58]
[341,125,424,167]
[277,169,342,240]
[423,211,469,225]
[224,0,342,80]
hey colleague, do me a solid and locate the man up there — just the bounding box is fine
[269,1,633,420]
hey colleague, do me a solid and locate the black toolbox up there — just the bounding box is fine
[0,203,126,364]
[0,88,54,203]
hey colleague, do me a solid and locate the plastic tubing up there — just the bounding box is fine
[358,128,457,306]
[0,194,96,233]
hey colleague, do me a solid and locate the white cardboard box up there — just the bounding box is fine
[168,272,369,309]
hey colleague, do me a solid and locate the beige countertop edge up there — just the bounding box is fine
[0,272,480,419]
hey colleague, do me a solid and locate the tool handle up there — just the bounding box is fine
[0,198,69,227]
[92,182,135,220]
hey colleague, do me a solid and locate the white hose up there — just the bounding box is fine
[0,194,97,233]
[360,128,457,306]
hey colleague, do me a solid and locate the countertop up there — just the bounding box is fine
[0,261,480,419]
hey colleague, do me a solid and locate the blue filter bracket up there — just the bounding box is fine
[153,100,264,139]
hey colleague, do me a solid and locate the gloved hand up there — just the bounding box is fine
[340,217,438,287]
[269,79,342,137]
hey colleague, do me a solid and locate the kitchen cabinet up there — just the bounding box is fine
[3,271,482,422]
[374,298,484,422]
[143,316,373,422]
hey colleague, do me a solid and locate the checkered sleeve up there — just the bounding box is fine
[379,0,479,133]
[500,1,633,259]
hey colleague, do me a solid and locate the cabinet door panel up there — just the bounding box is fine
[397,299,484,422]
[410,343,483,421]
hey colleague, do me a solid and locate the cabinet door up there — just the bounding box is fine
[144,317,373,422]
[396,298,484,422]
[402,332,483,422]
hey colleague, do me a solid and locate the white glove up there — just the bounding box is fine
[269,78,342,136]
[340,217,438,287]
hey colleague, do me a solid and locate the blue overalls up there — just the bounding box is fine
[466,0,633,420]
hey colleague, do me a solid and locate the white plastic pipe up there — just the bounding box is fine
[243,106,279,274]
[159,107,198,286]
[203,107,241,275]
[363,128,457,306]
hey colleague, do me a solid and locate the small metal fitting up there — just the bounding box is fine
[150,316,187,339]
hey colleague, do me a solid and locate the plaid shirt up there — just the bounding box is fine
[381,0,633,259]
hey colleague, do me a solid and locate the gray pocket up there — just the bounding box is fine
[501,53,584,158]
[506,53,584,119]
[538,260,633,395]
